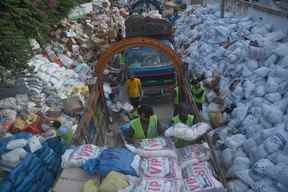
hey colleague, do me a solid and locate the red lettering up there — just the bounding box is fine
[148,140,161,148]
[148,181,161,191]
[186,177,199,191]
[149,159,162,175]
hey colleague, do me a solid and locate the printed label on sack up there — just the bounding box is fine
[71,144,101,160]
[135,179,179,192]
[141,157,177,178]
[182,162,222,192]
[140,138,168,150]
[177,144,210,164]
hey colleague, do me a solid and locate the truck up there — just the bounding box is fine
[124,14,176,98]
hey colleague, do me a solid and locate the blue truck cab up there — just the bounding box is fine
[125,39,176,97]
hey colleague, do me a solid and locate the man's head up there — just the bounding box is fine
[178,103,190,122]
[138,105,154,122]
[129,74,136,79]
[191,78,200,87]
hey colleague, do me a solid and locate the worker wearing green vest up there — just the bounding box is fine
[173,84,181,116]
[171,103,195,147]
[191,78,206,110]
[174,85,180,105]
[120,53,125,65]
[128,105,163,142]
[171,103,194,127]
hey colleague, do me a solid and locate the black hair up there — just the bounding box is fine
[138,104,154,118]
[178,103,191,115]
[52,121,61,129]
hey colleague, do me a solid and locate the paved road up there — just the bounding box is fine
[0,88,17,99]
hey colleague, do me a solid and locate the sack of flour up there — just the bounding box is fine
[133,178,181,192]
[181,161,225,192]
[176,143,210,167]
[61,144,105,168]
[126,137,177,158]
[140,157,181,179]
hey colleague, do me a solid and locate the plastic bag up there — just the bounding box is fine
[0,97,18,110]
[165,123,211,141]
[28,136,42,153]
[61,144,105,168]
[264,134,286,154]
[224,134,246,149]
[227,157,251,177]
[273,44,288,57]
[253,159,274,176]
[262,104,283,124]
[126,137,177,158]
[81,180,99,192]
[140,157,181,179]
[82,148,140,177]
[125,144,177,158]
[6,139,28,150]
[99,171,128,192]
[0,109,17,122]
[227,180,249,192]
[1,148,27,165]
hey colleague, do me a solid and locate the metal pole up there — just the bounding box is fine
[221,0,225,18]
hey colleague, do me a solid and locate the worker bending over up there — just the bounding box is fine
[171,103,194,127]
[128,105,164,142]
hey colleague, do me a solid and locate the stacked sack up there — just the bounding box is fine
[131,137,182,192]
[28,55,89,99]
[177,143,225,192]
[0,137,65,192]
[15,74,46,108]
[0,133,32,168]
[123,137,224,192]
[48,0,125,66]
[175,5,288,192]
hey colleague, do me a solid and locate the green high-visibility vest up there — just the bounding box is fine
[174,86,180,105]
[131,115,158,139]
[129,109,139,120]
[120,53,125,65]
[191,85,206,104]
[56,128,73,145]
[172,114,194,127]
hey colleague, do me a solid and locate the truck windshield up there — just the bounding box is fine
[125,40,173,68]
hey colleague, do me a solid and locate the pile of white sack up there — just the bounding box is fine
[175,5,288,192]
[123,137,224,192]
[28,55,89,99]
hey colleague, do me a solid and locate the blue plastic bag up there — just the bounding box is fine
[13,132,32,140]
[15,175,33,192]
[0,180,13,192]
[82,148,138,177]
[45,137,65,155]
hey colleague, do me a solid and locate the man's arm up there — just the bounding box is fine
[138,79,142,96]
[127,128,136,144]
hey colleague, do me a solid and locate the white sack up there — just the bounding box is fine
[61,144,105,168]
[262,104,283,124]
[225,134,246,149]
[6,139,28,150]
[165,122,211,141]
